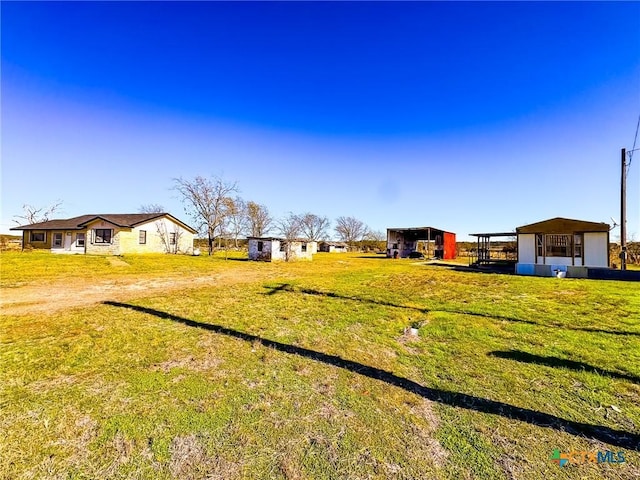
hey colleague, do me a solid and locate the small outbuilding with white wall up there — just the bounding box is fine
[318,241,348,253]
[247,237,316,262]
[515,217,610,277]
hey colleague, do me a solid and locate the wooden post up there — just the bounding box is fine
[621,148,627,271]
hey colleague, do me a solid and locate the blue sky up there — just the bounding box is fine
[2,1,639,241]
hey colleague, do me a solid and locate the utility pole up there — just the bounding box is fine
[620,148,627,271]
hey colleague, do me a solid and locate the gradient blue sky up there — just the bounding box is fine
[2,1,639,241]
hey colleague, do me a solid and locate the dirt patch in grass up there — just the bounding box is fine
[169,434,241,480]
[0,269,272,316]
[107,257,131,267]
[151,355,222,373]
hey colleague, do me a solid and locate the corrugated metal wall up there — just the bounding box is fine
[443,232,456,259]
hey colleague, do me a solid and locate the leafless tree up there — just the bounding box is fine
[13,200,63,225]
[225,197,248,248]
[173,176,239,255]
[365,230,386,242]
[138,204,165,214]
[246,201,272,237]
[335,216,369,248]
[156,222,184,254]
[275,213,302,261]
[299,213,330,242]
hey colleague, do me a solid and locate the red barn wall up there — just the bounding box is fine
[443,232,457,259]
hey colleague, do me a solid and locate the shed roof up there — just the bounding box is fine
[247,237,317,243]
[387,226,455,241]
[11,213,197,233]
[319,241,349,247]
[516,217,609,234]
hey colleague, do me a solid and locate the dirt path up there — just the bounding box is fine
[0,270,273,316]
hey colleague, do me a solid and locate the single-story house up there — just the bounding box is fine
[247,237,317,261]
[318,241,348,253]
[515,217,610,277]
[11,213,196,255]
[387,227,456,259]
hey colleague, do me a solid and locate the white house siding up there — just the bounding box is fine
[248,238,315,261]
[584,232,608,267]
[543,256,573,267]
[119,219,194,254]
[248,238,274,261]
[51,230,86,254]
[517,234,535,264]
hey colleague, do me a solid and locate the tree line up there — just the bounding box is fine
[159,175,384,255]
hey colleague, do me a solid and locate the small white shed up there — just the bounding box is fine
[247,237,316,262]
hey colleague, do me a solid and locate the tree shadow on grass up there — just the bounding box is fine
[489,350,640,385]
[263,283,640,337]
[103,300,639,450]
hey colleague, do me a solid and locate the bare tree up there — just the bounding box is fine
[275,213,302,261]
[13,200,63,225]
[156,222,184,254]
[334,216,369,249]
[138,204,165,214]
[365,230,386,242]
[363,229,386,252]
[299,213,330,242]
[224,196,248,248]
[173,176,239,255]
[246,201,272,237]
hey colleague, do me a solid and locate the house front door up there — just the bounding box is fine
[64,232,73,250]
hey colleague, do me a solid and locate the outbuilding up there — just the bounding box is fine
[515,217,610,277]
[248,237,316,261]
[386,227,456,259]
[318,241,348,253]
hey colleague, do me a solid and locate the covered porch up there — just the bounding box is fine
[469,232,517,269]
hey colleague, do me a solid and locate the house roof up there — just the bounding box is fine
[516,217,610,234]
[11,213,197,233]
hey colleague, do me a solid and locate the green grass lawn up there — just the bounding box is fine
[1,252,639,479]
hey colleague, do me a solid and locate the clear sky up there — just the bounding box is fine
[2,1,639,241]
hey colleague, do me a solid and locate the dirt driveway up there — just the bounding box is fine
[1,269,272,316]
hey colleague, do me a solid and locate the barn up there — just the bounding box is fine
[515,217,610,277]
[386,227,456,259]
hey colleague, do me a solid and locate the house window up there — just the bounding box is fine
[53,233,63,247]
[392,243,398,249]
[76,233,85,247]
[545,234,571,257]
[139,230,147,244]
[257,241,263,252]
[301,242,307,252]
[30,231,46,242]
[279,242,286,252]
[574,234,582,258]
[536,234,543,257]
[94,229,113,244]
[169,232,176,245]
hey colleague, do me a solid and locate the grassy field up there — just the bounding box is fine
[1,251,639,479]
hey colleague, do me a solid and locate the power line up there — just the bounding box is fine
[628,111,640,171]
